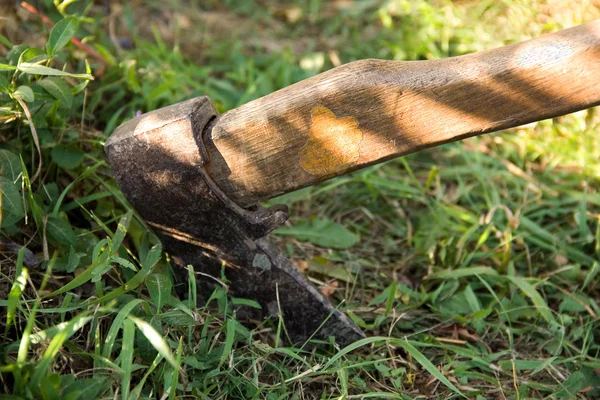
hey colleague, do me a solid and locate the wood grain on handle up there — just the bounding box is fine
[205,20,600,207]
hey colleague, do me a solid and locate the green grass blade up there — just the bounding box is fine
[428,266,499,280]
[520,216,596,265]
[129,315,178,369]
[337,367,349,398]
[30,320,72,344]
[82,353,124,375]
[168,338,183,400]
[394,339,465,398]
[60,191,112,212]
[18,62,93,79]
[583,262,599,290]
[111,210,132,254]
[16,300,38,364]
[323,336,385,370]
[5,263,27,336]
[505,276,558,328]
[90,246,160,306]
[17,253,57,363]
[219,317,237,367]
[186,264,197,306]
[51,162,103,216]
[130,353,164,399]
[323,336,465,397]
[102,298,146,358]
[46,249,110,297]
[30,313,92,387]
[121,318,135,400]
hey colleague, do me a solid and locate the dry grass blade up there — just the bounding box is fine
[14,98,41,183]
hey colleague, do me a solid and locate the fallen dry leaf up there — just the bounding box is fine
[321,280,339,297]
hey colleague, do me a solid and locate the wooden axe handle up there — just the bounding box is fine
[206,20,600,207]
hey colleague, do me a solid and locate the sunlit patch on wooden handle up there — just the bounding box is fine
[299,106,363,176]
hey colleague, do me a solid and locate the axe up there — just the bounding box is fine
[105,21,600,346]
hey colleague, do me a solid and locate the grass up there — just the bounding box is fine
[1,0,600,398]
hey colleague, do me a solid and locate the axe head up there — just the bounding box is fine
[105,96,364,346]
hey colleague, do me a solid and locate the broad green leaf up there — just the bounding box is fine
[554,371,585,399]
[111,256,136,271]
[17,62,93,80]
[46,17,78,56]
[20,47,48,64]
[143,244,163,269]
[166,296,195,318]
[61,246,81,273]
[161,310,197,327]
[39,373,61,400]
[61,377,107,400]
[46,215,77,247]
[230,297,262,309]
[129,315,178,369]
[438,289,477,316]
[51,144,84,169]
[276,218,359,249]
[0,75,9,92]
[91,240,114,283]
[146,273,172,312]
[307,259,354,282]
[13,85,34,102]
[0,176,25,227]
[0,151,19,179]
[559,294,588,313]
[498,294,538,323]
[41,182,59,207]
[38,77,73,107]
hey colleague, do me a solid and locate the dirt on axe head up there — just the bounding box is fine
[105,20,600,346]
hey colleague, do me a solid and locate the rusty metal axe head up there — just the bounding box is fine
[105,96,365,346]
